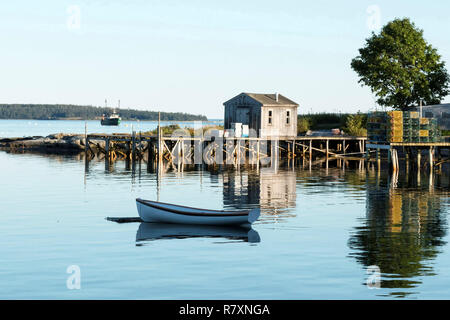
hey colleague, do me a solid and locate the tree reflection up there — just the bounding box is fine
[348,169,448,297]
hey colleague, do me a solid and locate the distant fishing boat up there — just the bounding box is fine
[101,99,121,126]
[136,198,260,226]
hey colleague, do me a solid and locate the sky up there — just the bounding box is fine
[1,0,449,118]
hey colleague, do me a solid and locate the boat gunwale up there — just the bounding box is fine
[136,198,250,217]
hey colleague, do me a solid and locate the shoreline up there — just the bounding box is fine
[0,119,222,122]
[0,134,87,154]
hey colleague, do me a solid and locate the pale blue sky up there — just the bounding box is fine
[1,0,449,118]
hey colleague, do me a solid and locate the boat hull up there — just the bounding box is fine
[101,118,121,126]
[136,199,259,226]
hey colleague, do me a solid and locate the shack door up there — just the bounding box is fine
[236,107,250,124]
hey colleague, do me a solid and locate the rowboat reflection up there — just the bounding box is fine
[136,222,261,244]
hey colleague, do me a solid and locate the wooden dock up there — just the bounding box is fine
[84,131,369,167]
[83,124,450,173]
[367,141,450,172]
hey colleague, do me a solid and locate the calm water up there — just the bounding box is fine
[1,120,450,299]
[0,119,223,138]
[0,149,449,299]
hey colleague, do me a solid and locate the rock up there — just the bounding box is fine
[5,134,84,153]
[90,139,106,149]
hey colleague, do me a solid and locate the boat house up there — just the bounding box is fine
[223,93,299,138]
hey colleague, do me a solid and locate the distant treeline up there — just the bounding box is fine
[0,104,208,121]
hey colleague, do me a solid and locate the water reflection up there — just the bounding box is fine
[9,151,450,296]
[348,168,449,297]
[220,167,297,224]
[136,223,260,244]
[222,167,296,209]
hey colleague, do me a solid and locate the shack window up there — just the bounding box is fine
[268,110,272,125]
[286,110,290,124]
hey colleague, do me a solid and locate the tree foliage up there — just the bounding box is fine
[297,113,349,131]
[351,18,450,110]
[0,104,208,121]
[344,113,367,137]
[297,117,311,134]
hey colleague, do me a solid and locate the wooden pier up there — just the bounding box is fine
[84,131,369,167]
[367,141,450,172]
[83,125,450,173]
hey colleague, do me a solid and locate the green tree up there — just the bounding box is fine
[345,113,367,137]
[351,18,450,110]
[297,116,311,134]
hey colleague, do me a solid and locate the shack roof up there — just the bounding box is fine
[224,93,299,107]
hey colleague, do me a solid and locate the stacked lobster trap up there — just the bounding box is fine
[367,111,442,143]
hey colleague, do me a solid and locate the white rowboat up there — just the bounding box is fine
[136,198,260,226]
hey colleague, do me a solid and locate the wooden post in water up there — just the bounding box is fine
[309,140,312,160]
[147,140,154,170]
[132,126,136,161]
[437,147,442,172]
[392,148,399,172]
[181,139,185,168]
[236,138,241,166]
[291,140,295,169]
[405,149,409,168]
[292,140,296,159]
[287,141,291,160]
[256,139,260,165]
[417,149,421,169]
[105,138,109,160]
[84,122,88,159]
[395,149,398,172]
[376,148,380,170]
[429,146,434,172]
[405,149,409,177]
[387,148,391,170]
[105,137,111,171]
[272,139,279,169]
[157,112,162,164]
[395,149,399,171]
[390,148,395,172]
[308,140,312,171]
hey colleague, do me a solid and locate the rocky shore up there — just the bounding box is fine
[0,134,87,154]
